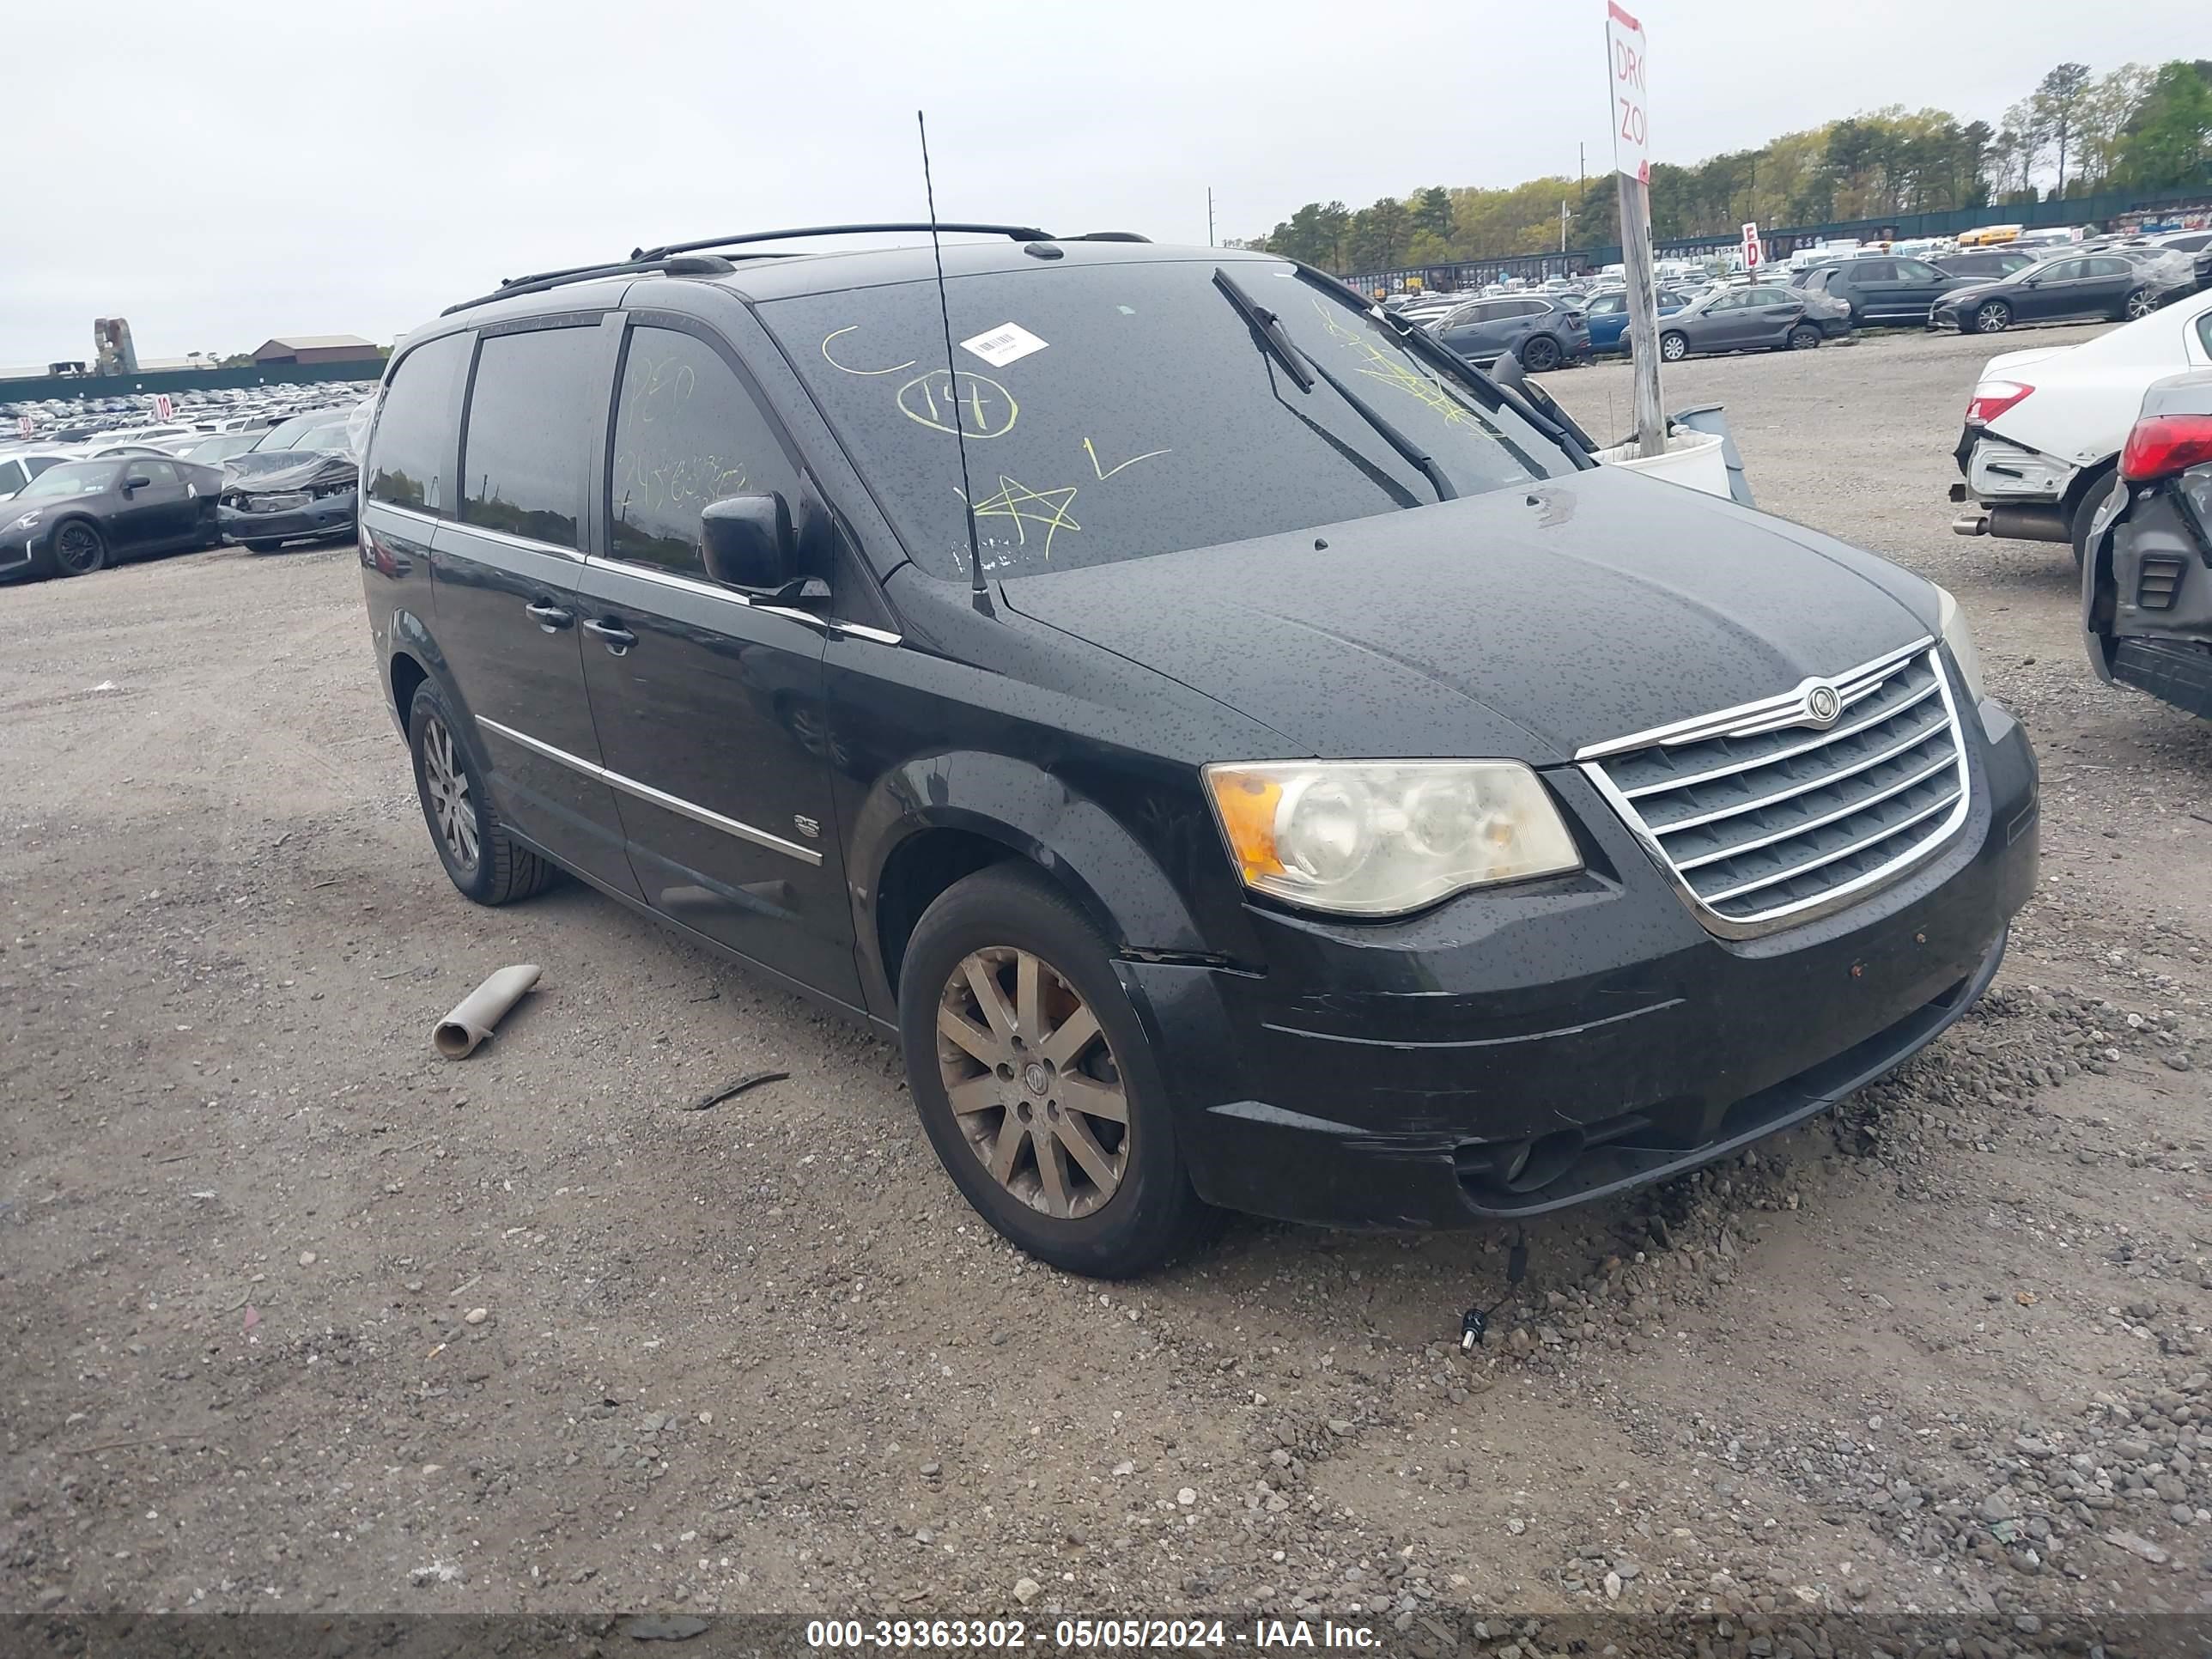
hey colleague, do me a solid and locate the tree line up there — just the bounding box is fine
[1252,59,2212,273]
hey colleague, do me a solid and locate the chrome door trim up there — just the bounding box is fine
[365,501,443,532]
[581,554,902,644]
[448,520,586,563]
[475,716,823,866]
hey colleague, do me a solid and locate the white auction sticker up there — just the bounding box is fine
[959,322,1048,368]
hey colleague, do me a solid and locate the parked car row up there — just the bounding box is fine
[0,398,371,581]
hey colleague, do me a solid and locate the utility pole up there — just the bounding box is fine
[1206,187,1216,248]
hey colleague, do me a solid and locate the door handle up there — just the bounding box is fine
[525,599,574,631]
[584,617,637,653]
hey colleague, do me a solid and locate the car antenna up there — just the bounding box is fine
[917,110,992,617]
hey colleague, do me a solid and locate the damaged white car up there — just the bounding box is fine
[1951,285,2212,562]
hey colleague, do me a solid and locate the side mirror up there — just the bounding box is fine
[702,492,817,600]
[123,474,151,491]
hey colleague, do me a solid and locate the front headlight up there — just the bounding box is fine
[1203,760,1582,917]
[5,508,43,532]
[1935,584,1987,706]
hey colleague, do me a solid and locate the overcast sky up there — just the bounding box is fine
[5,0,2195,363]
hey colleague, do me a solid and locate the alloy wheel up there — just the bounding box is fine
[55,522,102,575]
[1660,334,1687,362]
[2125,291,2154,319]
[1975,301,2009,333]
[421,714,480,872]
[934,945,1128,1219]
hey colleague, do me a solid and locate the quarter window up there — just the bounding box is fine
[461,325,602,549]
[369,331,471,514]
[609,325,796,574]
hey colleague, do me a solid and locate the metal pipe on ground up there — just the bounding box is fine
[434,964,542,1059]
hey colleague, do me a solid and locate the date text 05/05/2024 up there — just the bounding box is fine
[803,1618,1379,1649]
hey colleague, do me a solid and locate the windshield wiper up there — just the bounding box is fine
[1213,267,1455,502]
[1212,267,1313,391]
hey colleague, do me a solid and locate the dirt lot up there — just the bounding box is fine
[7,323,2212,1643]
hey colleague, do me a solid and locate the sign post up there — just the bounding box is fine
[1741,221,1763,277]
[1606,2,1664,458]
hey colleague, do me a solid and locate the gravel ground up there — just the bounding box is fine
[6,323,2212,1647]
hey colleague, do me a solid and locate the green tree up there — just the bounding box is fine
[1410,185,1454,240]
[2031,62,2094,195]
[2115,61,2212,188]
[2075,66,2152,189]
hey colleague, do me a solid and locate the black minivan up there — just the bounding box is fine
[360,226,2039,1276]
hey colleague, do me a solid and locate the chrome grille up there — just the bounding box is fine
[1577,638,1969,938]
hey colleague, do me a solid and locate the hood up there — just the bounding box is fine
[999,465,1935,763]
[226,451,356,489]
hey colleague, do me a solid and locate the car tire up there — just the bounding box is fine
[897,862,1214,1279]
[2069,464,2116,569]
[1785,324,1820,350]
[1520,334,1563,373]
[405,681,557,907]
[1658,331,1689,362]
[2124,289,2156,321]
[50,519,107,578]
[1970,299,2012,334]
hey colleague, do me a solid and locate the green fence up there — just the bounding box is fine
[0,356,382,410]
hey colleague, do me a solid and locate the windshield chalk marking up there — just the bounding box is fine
[820,326,918,378]
[896,369,1018,439]
[969,475,1080,560]
[1082,438,1170,482]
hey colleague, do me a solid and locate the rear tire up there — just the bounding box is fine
[406,682,557,906]
[1786,324,1820,351]
[2124,289,2156,321]
[51,519,106,577]
[2069,465,2117,569]
[1520,333,1563,373]
[897,863,1214,1278]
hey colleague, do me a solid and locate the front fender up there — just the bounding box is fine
[848,750,1216,1013]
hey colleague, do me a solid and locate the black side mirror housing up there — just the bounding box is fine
[123,474,151,491]
[701,493,803,594]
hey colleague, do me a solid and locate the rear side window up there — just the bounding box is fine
[1852,260,1896,283]
[609,325,797,574]
[369,332,470,514]
[460,325,600,549]
[2086,258,2131,278]
[2198,313,2212,360]
[133,460,178,484]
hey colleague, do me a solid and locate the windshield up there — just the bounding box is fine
[760,258,1571,580]
[18,461,119,500]
[255,411,342,450]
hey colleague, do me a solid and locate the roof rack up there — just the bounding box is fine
[631,222,1056,261]
[439,225,1157,318]
[440,252,739,316]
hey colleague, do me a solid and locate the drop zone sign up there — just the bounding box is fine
[1606,2,1650,184]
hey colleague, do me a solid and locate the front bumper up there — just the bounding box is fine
[220,491,357,545]
[1125,701,2038,1229]
[0,525,55,580]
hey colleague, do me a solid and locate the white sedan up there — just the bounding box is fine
[1951,285,2212,562]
